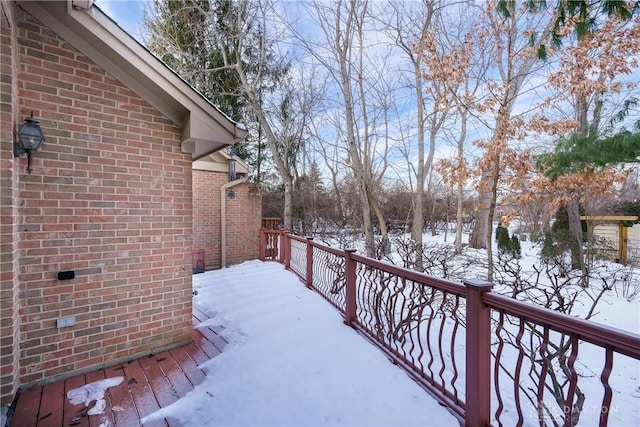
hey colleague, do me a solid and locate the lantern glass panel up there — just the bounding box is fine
[17,119,45,151]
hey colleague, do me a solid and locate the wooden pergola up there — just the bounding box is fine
[581,215,639,265]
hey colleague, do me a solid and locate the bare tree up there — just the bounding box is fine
[284,0,398,257]
[419,0,487,255]
[213,0,298,229]
[308,130,349,227]
[379,0,441,270]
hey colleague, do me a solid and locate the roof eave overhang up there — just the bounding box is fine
[20,0,247,159]
[192,149,250,174]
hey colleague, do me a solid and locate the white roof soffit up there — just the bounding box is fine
[192,150,250,174]
[21,0,247,160]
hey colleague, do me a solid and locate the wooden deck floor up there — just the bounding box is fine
[7,305,226,427]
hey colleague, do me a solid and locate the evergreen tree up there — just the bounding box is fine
[541,231,558,260]
[540,205,586,265]
[536,131,640,180]
[505,0,639,59]
[496,223,511,254]
[496,223,522,258]
[144,0,246,120]
[495,223,508,242]
[143,0,290,177]
[535,130,640,269]
[510,235,521,259]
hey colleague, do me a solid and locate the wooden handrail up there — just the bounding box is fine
[484,292,640,359]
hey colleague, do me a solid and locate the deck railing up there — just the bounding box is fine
[259,230,640,426]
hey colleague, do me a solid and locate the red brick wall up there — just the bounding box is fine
[192,170,261,269]
[0,0,23,405]
[6,9,193,392]
[225,182,262,266]
[192,170,225,268]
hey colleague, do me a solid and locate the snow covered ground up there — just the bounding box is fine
[142,261,459,426]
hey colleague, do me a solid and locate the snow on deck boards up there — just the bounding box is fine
[8,309,225,427]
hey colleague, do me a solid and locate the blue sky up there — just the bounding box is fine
[95,0,147,41]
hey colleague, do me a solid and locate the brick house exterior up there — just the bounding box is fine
[0,0,256,406]
[193,154,261,270]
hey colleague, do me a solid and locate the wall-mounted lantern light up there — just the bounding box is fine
[13,112,45,174]
[228,145,237,182]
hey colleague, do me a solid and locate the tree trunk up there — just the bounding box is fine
[469,200,489,249]
[411,57,426,271]
[454,105,468,254]
[368,189,389,259]
[567,195,587,284]
[455,180,464,254]
[234,63,294,230]
[412,183,424,270]
[486,156,501,283]
[360,182,375,256]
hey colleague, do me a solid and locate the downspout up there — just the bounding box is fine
[221,177,247,268]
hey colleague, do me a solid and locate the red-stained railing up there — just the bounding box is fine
[259,230,640,427]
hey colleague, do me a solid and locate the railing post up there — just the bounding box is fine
[464,279,493,427]
[306,236,314,289]
[284,232,291,269]
[278,230,285,264]
[344,249,357,327]
[259,229,265,261]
